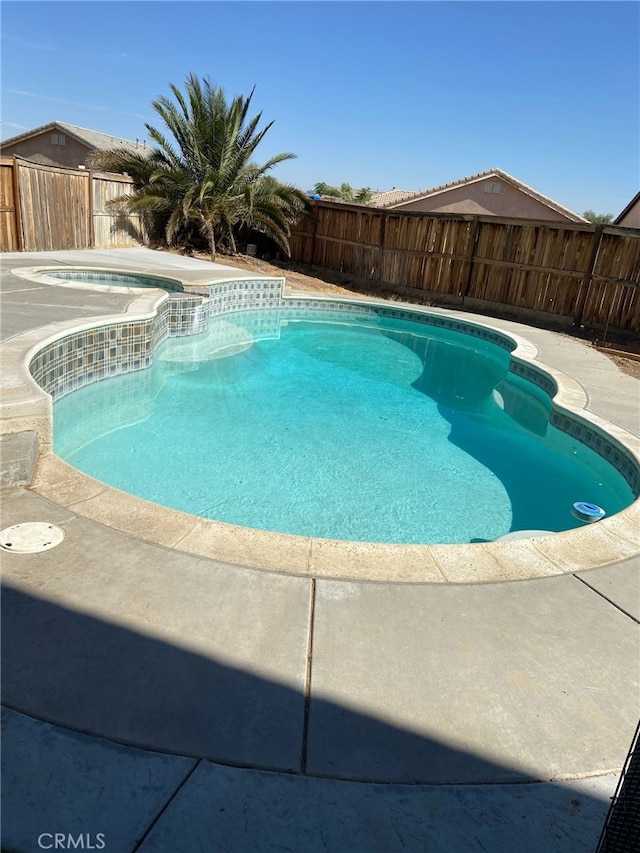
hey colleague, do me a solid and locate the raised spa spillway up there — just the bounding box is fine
[52,308,635,545]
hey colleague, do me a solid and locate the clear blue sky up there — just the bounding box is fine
[2,1,638,217]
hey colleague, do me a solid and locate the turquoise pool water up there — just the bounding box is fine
[53,309,635,544]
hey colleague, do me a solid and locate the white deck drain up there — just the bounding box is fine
[0,522,65,553]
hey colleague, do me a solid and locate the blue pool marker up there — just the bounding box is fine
[572,502,606,523]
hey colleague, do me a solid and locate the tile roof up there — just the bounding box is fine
[370,168,588,223]
[369,189,417,207]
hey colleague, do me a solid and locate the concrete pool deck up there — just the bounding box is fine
[1,248,638,851]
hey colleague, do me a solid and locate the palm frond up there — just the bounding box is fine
[96,73,305,259]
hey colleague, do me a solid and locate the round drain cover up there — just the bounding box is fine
[0,522,65,553]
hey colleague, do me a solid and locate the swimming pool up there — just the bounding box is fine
[53,308,635,545]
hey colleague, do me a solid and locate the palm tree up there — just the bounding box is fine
[90,74,309,259]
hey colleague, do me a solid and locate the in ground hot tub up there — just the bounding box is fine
[40,268,185,293]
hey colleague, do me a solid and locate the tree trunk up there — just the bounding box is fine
[205,223,216,262]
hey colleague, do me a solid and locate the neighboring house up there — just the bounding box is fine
[613,191,640,229]
[369,168,588,223]
[0,121,147,169]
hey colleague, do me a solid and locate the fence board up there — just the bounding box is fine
[581,229,640,329]
[92,173,148,247]
[16,160,90,251]
[0,160,19,251]
[289,202,640,332]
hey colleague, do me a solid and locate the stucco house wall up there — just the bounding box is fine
[1,133,92,169]
[371,169,587,223]
[394,177,578,222]
[614,192,640,229]
[0,122,146,170]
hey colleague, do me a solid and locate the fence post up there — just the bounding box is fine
[309,202,319,265]
[376,210,387,285]
[574,225,603,325]
[12,157,24,252]
[461,216,480,301]
[87,171,95,248]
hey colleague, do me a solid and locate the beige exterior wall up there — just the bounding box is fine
[616,198,640,229]
[1,133,92,169]
[393,178,576,222]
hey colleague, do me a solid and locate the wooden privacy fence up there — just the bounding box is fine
[0,157,148,252]
[2,159,638,333]
[290,202,640,333]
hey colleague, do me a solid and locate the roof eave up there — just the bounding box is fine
[1,121,142,153]
[613,191,640,224]
[0,121,61,147]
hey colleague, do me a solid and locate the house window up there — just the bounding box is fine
[51,133,66,145]
[484,181,501,194]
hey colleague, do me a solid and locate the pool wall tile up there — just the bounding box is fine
[509,359,558,398]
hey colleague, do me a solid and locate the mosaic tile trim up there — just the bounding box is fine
[27,277,640,494]
[282,298,374,315]
[167,296,211,337]
[375,307,516,353]
[550,411,640,494]
[208,278,284,316]
[279,298,515,352]
[30,316,156,399]
[509,359,558,399]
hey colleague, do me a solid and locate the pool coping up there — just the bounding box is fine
[1,269,639,584]
[10,264,219,296]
